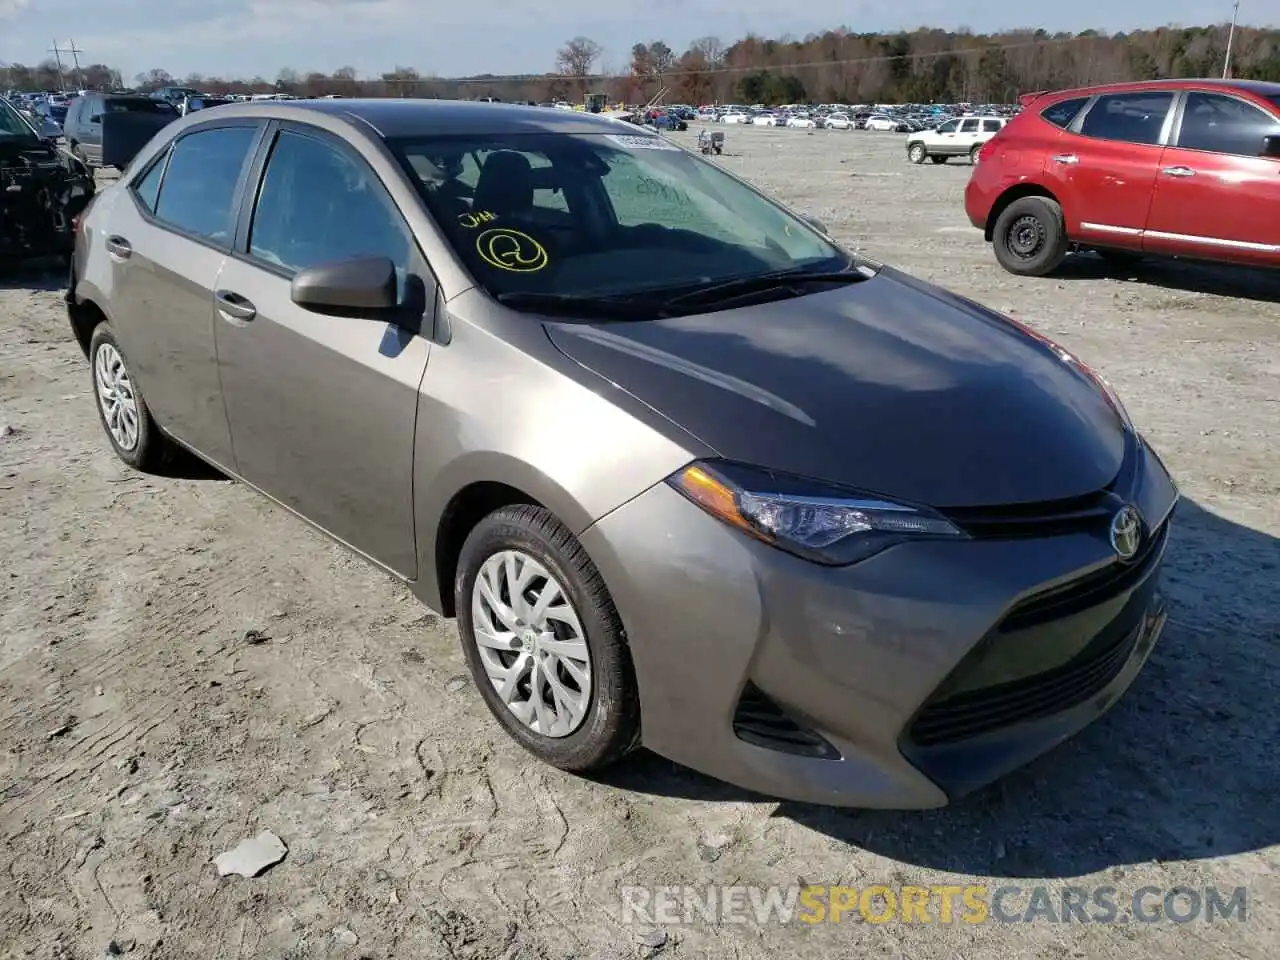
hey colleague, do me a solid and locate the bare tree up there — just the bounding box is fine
[556,36,603,94]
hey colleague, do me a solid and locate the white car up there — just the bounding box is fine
[864,114,899,131]
[720,112,750,124]
[751,114,779,127]
[905,115,1008,165]
[786,115,816,129]
[824,113,852,130]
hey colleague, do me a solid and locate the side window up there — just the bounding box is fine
[1079,92,1174,146]
[66,99,80,126]
[959,119,979,133]
[152,125,258,242]
[131,147,168,214]
[1041,97,1090,129]
[982,119,1002,133]
[937,119,959,133]
[248,130,415,290]
[1177,92,1280,157]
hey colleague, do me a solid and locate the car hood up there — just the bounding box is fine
[543,267,1127,508]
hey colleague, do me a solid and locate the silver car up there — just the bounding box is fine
[67,100,1178,808]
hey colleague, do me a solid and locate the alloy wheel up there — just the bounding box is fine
[470,549,592,738]
[94,342,139,451]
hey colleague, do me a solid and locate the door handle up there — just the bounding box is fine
[1161,165,1195,177]
[1051,154,1079,165]
[215,290,256,322]
[104,235,131,258]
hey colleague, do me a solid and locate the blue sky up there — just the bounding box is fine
[0,0,1257,82]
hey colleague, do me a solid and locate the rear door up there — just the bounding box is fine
[214,123,433,577]
[1042,89,1176,250]
[955,118,981,153]
[1143,89,1280,265]
[104,121,265,469]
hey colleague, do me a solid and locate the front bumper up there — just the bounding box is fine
[579,436,1178,809]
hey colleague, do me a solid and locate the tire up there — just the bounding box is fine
[88,323,172,470]
[908,142,927,164]
[455,504,641,773]
[930,155,948,164]
[991,196,1069,277]
[969,144,982,165]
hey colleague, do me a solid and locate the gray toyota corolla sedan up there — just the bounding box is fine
[67,99,1178,808]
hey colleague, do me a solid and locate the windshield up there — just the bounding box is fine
[0,99,40,142]
[392,131,849,300]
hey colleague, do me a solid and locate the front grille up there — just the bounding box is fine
[1002,520,1167,631]
[941,490,1116,539]
[909,621,1142,746]
[906,519,1167,748]
[732,683,839,759]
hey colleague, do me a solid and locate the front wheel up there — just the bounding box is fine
[455,505,641,773]
[908,142,927,164]
[991,196,1069,277]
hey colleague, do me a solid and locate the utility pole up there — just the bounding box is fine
[65,39,85,89]
[48,42,66,92]
[1223,0,1240,79]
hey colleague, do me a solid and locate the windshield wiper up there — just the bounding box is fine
[495,291,661,320]
[658,266,868,312]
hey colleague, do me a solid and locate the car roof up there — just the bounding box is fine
[1041,78,1280,101]
[189,97,643,138]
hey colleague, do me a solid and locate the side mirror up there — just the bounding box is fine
[290,255,398,315]
[1262,134,1280,159]
[801,214,829,235]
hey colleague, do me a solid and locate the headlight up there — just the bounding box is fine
[667,460,966,566]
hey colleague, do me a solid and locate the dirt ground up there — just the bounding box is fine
[1,124,1277,960]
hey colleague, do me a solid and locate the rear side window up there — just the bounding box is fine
[1041,97,1090,129]
[132,148,167,213]
[1079,92,1174,145]
[152,126,258,243]
[1176,92,1280,157]
[982,119,1002,133]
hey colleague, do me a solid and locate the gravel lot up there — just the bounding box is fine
[1,123,1277,960]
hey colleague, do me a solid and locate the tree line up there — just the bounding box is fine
[2,24,1278,106]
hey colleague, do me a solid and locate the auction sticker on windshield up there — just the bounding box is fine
[606,134,680,151]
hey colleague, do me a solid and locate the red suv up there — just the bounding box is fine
[965,79,1280,276]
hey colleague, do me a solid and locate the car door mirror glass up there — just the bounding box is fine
[290,255,399,316]
[1261,134,1280,158]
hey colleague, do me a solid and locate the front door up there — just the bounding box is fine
[105,122,263,468]
[1042,89,1175,251]
[214,125,433,578]
[1143,90,1280,266]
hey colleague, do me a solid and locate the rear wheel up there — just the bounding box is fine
[992,196,1069,277]
[908,142,927,164]
[969,144,982,165]
[455,505,641,772]
[89,323,173,470]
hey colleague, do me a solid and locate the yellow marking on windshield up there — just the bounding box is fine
[475,228,549,273]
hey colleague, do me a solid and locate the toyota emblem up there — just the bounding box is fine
[1109,505,1143,560]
